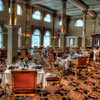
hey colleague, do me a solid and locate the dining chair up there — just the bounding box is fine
[89,51,94,61]
[48,53,55,70]
[75,56,88,80]
[57,51,65,57]
[96,51,100,61]
[12,70,37,100]
[45,62,66,87]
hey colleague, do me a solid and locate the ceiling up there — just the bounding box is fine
[19,0,100,17]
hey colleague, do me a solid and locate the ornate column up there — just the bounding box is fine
[60,0,67,50]
[81,10,87,48]
[25,4,32,48]
[5,0,19,64]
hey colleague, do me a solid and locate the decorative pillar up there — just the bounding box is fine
[25,4,32,48]
[60,0,67,50]
[81,10,87,48]
[5,0,19,64]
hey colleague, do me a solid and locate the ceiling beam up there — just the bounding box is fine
[68,0,97,17]
[68,0,88,10]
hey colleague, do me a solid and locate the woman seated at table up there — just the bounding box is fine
[18,50,33,60]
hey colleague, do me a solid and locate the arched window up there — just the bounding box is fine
[17,5,22,15]
[0,0,4,11]
[43,31,51,47]
[75,20,83,27]
[0,26,3,48]
[44,14,51,22]
[32,29,40,47]
[18,27,22,48]
[32,11,41,20]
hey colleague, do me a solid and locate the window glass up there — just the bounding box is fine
[43,31,51,47]
[59,20,62,26]
[9,8,11,13]
[32,11,41,20]
[44,14,51,22]
[32,29,40,47]
[75,20,83,27]
[17,5,22,15]
[69,38,74,46]
[0,0,4,11]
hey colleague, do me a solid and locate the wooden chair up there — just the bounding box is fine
[57,51,64,57]
[75,56,88,80]
[45,62,66,87]
[19,49,28,60]
[89,51,94,61]
[96,51,100,61]
[48,53,58,70]
[12,70,37,100]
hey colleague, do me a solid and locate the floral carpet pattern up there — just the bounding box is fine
[0,61,100,100]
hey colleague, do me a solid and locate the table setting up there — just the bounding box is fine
[1,59,47,95]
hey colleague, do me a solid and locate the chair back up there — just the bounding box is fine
[89,51,94,60]
[60,62,66,78]
[57,51,64,57]
[48,53,54,64]
[77,56,88,66]
[12,70,37,91]
[99,51,100,56]
[21,50,28,57]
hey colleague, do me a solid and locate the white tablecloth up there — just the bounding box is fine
[56,57,70,70]
[93,50,99,61]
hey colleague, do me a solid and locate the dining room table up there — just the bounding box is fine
[55,52,90,72]
[1,60,47,94]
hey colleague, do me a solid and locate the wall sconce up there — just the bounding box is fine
[26,33,30,38]
[52,35,57,39]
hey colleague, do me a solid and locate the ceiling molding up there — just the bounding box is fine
[68,0,88,10]
[32,4,56,13]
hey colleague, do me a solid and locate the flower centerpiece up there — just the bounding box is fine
[23,57,28,68]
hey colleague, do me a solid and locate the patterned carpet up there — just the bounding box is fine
[0,61,100,100]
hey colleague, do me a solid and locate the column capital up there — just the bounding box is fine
[59,32,66,35]
[91,16,97,20]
